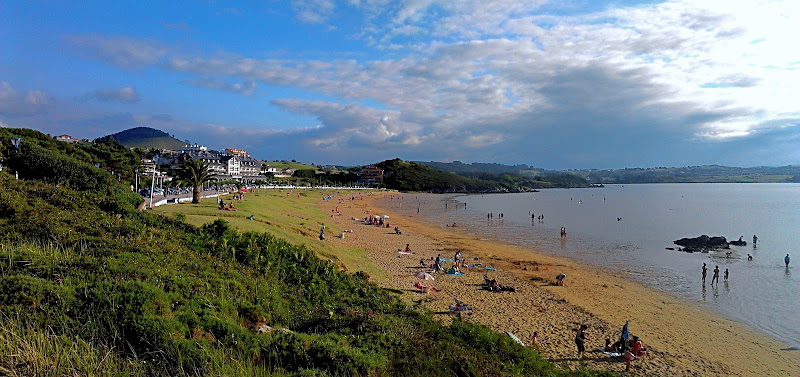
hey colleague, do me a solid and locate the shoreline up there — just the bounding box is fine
[321,191,797,376]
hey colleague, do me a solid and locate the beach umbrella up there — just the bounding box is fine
[621,320,630,341]
[414,271,435,280]
[381,215,390,218]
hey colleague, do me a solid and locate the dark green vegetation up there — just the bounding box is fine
[0,128,614,376]
[109,126,187,150]
[423,160,800,184]
[580,165,800,183]
[383,159,589,192]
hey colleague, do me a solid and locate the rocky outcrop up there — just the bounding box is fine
[673,235,729,253]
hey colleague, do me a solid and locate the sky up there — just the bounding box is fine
[1,0,799,169]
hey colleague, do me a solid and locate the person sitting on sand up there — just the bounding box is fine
[604,338,616,352]
[630,335,647,358]
[556,273,566,286]
[404,244,412,253]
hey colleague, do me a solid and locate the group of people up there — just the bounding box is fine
[218,199,237,211]
[701,252,791,285]
[702,263,729,285]
[482,274,516,292]
[603,334,648,372]
[572,324,647,372]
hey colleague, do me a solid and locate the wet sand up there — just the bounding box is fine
[320,192,797,376]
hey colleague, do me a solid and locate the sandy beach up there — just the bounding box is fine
[319,192,798,376]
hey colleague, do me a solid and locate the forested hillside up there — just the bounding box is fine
[383,159,589,192]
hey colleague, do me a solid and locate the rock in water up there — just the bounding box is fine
[673,235,729,253]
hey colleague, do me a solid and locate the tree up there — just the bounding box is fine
[178,159,212,203]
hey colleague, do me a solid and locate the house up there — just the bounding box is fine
[358,166,384,185]
[261,164,279,175]
[274,168,295,178]
[225,148,250,157]
[239,156,261,176]
[56,134,80,143]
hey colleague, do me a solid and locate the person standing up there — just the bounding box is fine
[702,263,707,283]
[752,235,758,245]
[724,269,729,281]
[786,254,791,267]
[712,265,720,285]
[575,324,587,359]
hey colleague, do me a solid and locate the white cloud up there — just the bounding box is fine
[83,86,140,103]
[58,0,800,166]
[66,34,168,68]
[183,77,257,95]
[0,81,52,116]
[291,0,337,23]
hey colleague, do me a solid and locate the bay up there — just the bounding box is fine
[385,183,800,348]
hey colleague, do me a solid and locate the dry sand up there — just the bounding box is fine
[319,192,797,376]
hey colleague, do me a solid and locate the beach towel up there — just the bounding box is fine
[398,251,414,255]
[485,267,496,271]
[449,305,470,312]
[598,349,622,357]
[446,272,465,276]
[506,331,526,346]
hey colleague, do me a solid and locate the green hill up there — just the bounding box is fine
[0,127,612,376]
[108,126,186,150]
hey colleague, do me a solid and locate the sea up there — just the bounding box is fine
[378,183,800,348]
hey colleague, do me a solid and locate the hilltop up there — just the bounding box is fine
[107,126,186,150]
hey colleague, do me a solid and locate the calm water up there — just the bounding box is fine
[382,184,800,347]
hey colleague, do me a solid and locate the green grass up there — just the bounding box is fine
[262,162,317,170]
[151,189,388,281]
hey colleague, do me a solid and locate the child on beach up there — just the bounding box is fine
[575,324,587,359]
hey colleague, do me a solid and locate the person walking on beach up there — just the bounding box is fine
[702,263,707,283]
[712,265,720,285]
[575,324,587,359]
[785,254,791,267]
[724,269,729,281]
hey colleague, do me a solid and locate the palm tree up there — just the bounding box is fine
[178,159,212,204]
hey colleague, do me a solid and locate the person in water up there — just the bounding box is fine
[702,263,707,283]
[752,235,758,245]
[786,254,791,267]
[712,265,720,285]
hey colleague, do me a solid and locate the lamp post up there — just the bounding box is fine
[134,168,139,192]
[10,137,21,179]
[149,167,156,208]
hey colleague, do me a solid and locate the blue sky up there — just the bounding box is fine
[2,0,799,169]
